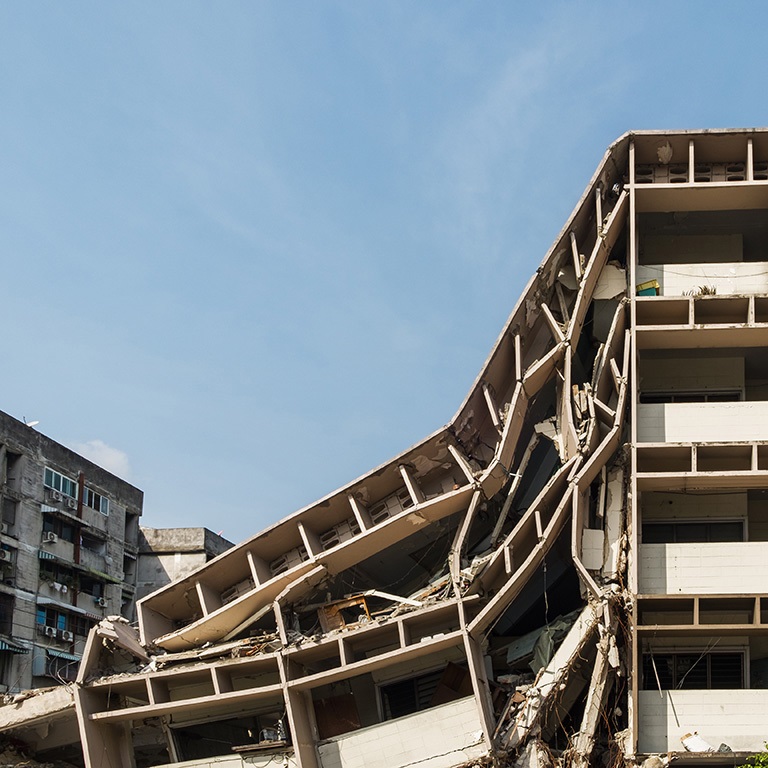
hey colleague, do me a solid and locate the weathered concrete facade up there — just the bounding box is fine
[136,527,234,603]
[0,410,143,693]
[6,128,768,768]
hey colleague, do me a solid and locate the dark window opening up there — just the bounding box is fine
[639,391,741,404]
[174,711,286,761]
[42,516,76,544]
[642,651,744,690]
[379,663,472,721]
[44,654,79,683]
[0,593,13,636]
[643,520,744,543]
[81,532,106,554]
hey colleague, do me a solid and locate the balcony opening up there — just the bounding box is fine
[640,490,768,543]
[171,704,287,762]
[638,209,768,265]
[637,347,768,443]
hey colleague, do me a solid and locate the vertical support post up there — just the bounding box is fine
[298,522,323,559]
[399,465,425,506]
[482,383,502,432]
[570,231,583,281]
[278,655,320,768]
[627,137,640,757]
[74,687,135,768]
[688,138,695,183]
[347,493,372,531]
[447,444,477,486]
[595,185,603,237]
[459,601,496,749]
[247,551,272,586]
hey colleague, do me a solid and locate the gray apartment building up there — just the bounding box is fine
[0,410,142,691]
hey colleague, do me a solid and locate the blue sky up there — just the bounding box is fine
[1,3,766,543]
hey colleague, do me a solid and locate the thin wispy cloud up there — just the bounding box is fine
[71,439,132,480]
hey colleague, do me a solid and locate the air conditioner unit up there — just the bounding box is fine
[96,596,107,608]
[66,499,77,510]
[269,546,309,577]
[50,490,62,502]
[44,626,57,638]
[61,630,74,642]
[0,523,8,535]
[43,532,58,544]
[0,550,10,562]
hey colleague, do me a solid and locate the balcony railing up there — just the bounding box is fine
[637,401,768,443]
[638,689,768,753]
[316,696,484,768]
[640,542,768,594]
[636,261,768,297]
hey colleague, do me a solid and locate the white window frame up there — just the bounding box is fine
[82,487,109,516]
[43,468,78,500]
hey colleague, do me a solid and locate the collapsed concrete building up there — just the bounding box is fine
[5,127,768,768]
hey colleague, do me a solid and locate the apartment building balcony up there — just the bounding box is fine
[638,489,768,593]
[636,261,768,298]
[635,294,768,350]
[640,541,768,594]
[637,400,768,443]
[638,689,768,753]
[636,346,768,443]
[316,696,484,768]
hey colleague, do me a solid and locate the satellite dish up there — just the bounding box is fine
[24,418,40,428]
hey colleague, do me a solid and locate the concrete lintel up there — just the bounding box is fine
[569,630,612,767]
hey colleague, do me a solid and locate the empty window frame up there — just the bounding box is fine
[642,651,744,690]
[642,520,744,543]
[82,487,109,516]
[35,607,93,637]
[43,468,78,499]
[80,532,106,555]
[42,515,76,544]
[44,653,79,682]
[379,668,443,720]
